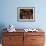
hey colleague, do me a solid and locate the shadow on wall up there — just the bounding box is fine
[0,24,7,43]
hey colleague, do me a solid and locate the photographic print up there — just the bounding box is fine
[17,7,35,22]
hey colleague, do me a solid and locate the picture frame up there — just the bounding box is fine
[17,7,35,22]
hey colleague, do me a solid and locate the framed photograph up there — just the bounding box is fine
[17,7,35,22]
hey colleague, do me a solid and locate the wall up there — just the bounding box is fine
[0,0,46,30]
